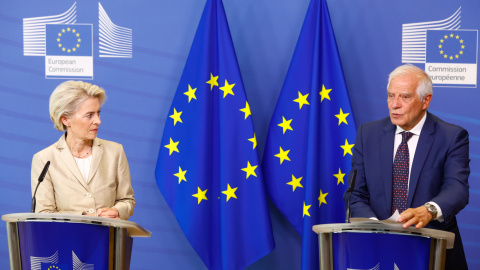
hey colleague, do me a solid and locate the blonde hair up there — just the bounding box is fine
[49,81,106,131]
[387,64,433,100]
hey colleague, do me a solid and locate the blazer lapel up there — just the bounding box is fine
[57,134,90,191]
[407,113,435,208]
[87,138,103,184]
[380,122,396,213]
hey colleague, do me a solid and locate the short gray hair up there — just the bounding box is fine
[49,81,106,131]
[387,64,432,100]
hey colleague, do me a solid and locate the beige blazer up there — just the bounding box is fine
[31,134,135,220]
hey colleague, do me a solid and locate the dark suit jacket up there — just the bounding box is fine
[349,112,469,268]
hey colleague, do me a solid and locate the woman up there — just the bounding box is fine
[31,81,135,220]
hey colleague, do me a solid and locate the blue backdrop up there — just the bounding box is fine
[0,0,479,269]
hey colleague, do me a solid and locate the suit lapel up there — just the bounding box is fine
[87,138,103,184]
[57,134,90,191]
[407,113,435,208]
[380,121,396,213]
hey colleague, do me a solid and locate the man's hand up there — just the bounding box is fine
[97,207,120,219]
[398,206,433,229]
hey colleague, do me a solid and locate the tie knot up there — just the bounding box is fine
[401,131,414,143]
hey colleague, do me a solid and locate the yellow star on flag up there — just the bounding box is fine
[340,139,354,156]
[318,190,328,207]
[287,174,303,192]
[274,147,291,164]
[169,108,183,126]
[335,108,349,125]
[184,85,197,103]
[164,138,179,155]
[278,116,293,134]
[222,184,238,202]
[248,133,257,149]
[333,168,345,185]
[293,91,310,109]
[319,84,332,102]
[241,161,258,179]
[206,73,219,90]
[239,102,251,119]
[219,80,235,98]
[174,166,187,184]
[303,201,311,217]
[192,187,208,204]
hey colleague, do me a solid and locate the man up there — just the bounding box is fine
[348,64,469,269]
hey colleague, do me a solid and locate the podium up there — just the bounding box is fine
[313,222,454,270]
[2,213,151,270]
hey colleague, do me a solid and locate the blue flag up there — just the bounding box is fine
[262,0,356,269]
[46,24,93,56]
[426,30,477,64]
[155,0,274,269]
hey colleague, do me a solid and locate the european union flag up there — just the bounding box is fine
[46,24,92,56]
[426,30,477,64]
[262,0,356,269]
[155,0,274,269]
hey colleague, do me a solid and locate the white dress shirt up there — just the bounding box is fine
[74,155,92,183]
[393,112,443,221]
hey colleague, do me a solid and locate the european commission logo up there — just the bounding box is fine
[23,2,132,80]
[31,250,94,270]
[45,24,93,79]
[402,7,478,88]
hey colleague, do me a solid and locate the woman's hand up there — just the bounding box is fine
[96,207,120,219]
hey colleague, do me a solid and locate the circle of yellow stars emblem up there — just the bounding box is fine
[57,27,81,53]
[48,266,61,270]
[438,33,465,61]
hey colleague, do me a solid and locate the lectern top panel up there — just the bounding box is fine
[312,222,455,248]
[2,213,151,237]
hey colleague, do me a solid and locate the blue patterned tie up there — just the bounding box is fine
[392,131,414,214]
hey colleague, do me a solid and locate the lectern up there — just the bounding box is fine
[3,213,151,270]
[313,222,454,270]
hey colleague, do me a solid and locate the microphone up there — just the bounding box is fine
[31,161,50,213]
[345,169,357,223]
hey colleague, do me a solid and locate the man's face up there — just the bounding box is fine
[387,74,432,130]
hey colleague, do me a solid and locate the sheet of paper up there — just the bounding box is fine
[386,209,401,222]
[350,210,402,225]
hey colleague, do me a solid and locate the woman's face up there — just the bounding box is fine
[63,97,101,142]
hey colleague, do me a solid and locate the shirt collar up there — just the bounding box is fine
[395,112,427,136]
